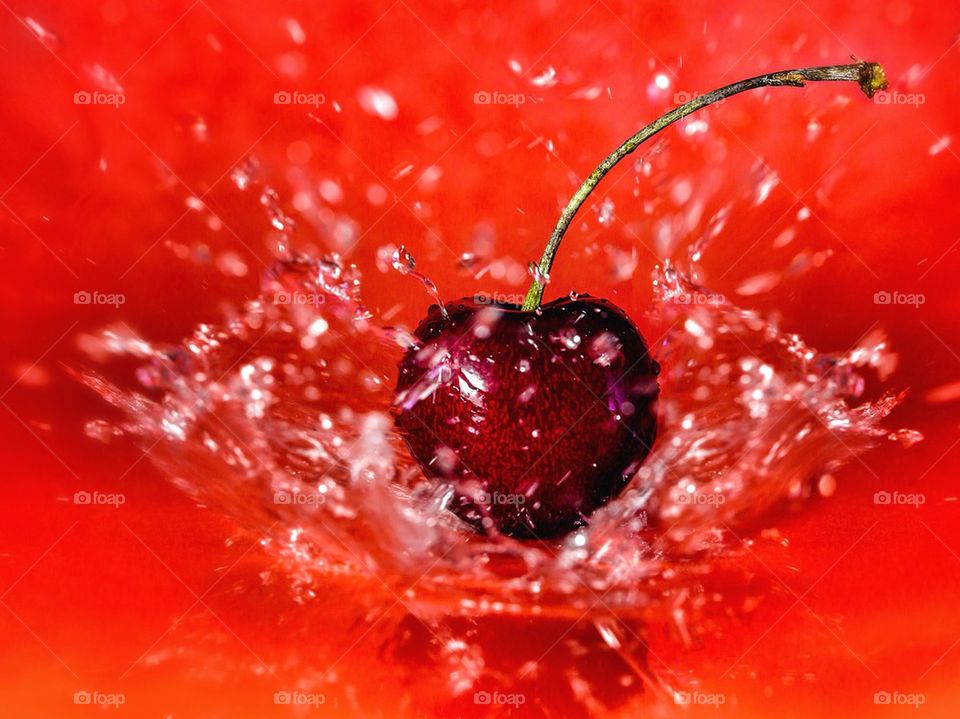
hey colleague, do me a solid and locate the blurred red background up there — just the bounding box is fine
[1,0,959,716]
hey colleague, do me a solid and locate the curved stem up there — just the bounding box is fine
[521,61,887,311]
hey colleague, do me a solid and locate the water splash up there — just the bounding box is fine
[392,246,448,319]
[76,157,918,716]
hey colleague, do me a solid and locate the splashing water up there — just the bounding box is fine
[393,245,448,319]
[76,162,917,714]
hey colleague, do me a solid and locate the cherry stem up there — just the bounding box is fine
[521,61,888,312]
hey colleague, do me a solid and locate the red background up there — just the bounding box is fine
[1,0,959,716]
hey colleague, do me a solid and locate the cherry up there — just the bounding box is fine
[395,295,659,538]
[394,62,887,539]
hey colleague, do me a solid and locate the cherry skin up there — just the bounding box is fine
[394,295,659,538]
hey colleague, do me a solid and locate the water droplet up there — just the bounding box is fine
[357,86,398,120]
[589,332,621,367]
[518,386,536,403]
[929,135,952,156]
[284,17,306,44]
[392,247,447,318]
[231,157,259,190]
[529,66,557,88]
[392,163,415,180]
[25,17,62,50]
[527,262,550,287]
[736,272,781,296]
[552,327,581,350]
[84,419,121,443]
[392,246,416,274]
[754,168,780,206]
[597,197,616,226]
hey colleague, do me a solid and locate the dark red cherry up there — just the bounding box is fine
[394,295,659,538]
